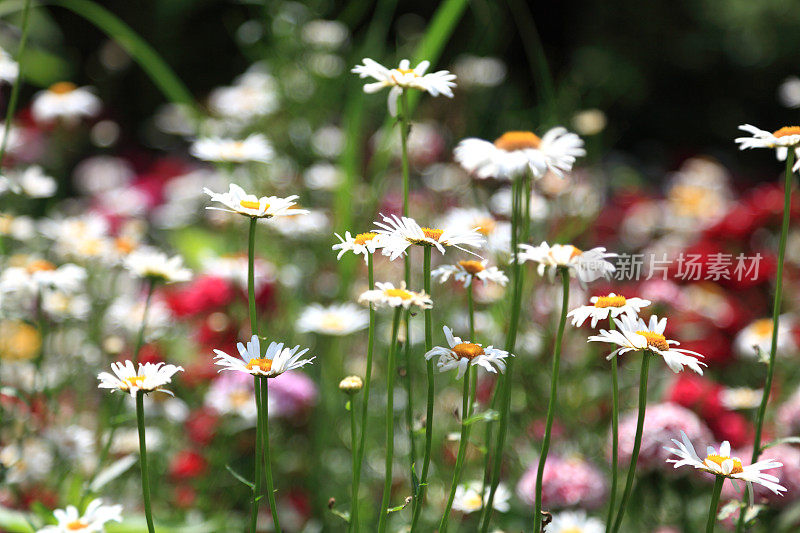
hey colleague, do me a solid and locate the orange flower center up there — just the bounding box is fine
[26,259,56,273]
[396,68,416,75]
[124,376,146,389]
[474,217,496,236]
[594,295,627,308]
[751,318,773,337]
[420,227,444,241]
[458,260,485,275]
[49,81,77,95]
[493,131,542,151]
[773,126,800,138]
[240,200,265,210]
[115,237,136,255]
[354,232,378,245]
[452,342,485,360]
[705,454,744,474]
[246,358,273,373]
[384,288,414,300]
[66,520,89,531]
[636,331,669,351]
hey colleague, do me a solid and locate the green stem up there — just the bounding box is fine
[132,280,155,365]
[707,476,724,533]
[399,89,411,217]
[606,320,620,531]
[532,268,570,532]
[378,308,402,533]
[136,391,155,533]
[349,392,359,533]
[439,365,473,533]
[260,377,281,532]
[611,352,651,533]
[247,216,264,533]
[0,0,31,170]
[247,218,259,337]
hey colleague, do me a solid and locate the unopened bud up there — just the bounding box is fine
[338,375,363,394]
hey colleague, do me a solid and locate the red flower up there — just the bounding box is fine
[173,485,196,509]
[185,408,219,445]
[165,276,234,318]
[169,449,208,480]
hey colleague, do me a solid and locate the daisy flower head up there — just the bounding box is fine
[547,510,605,533]
[31,82,101,124]
[0,47,18,83]
[296,303,369,336]
[454,127,585,180]
[735,124,800,172]
[351,58,456,116]
[568,293,651,328]
[517,241,616,284]
[97,361,183,397]
[37,498,123,532]
[357,281,432,310]
[373,213,484,260]
[452,480,511,514]
[734,315,796,359]
[213,335,315,378]
[332,231,386,262]
[588,314,706,374]
[431,259,508,288]
[665,431,787,497]
[425,325,511,379]
[124,248,191,284]
[190,134,273,163]
[204,183,307,219]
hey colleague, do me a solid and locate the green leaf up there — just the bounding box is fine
[386,496,413,514]
[762,436,800,449]
[464,409,499,426]
[329,509,350,523]
[90,455,137,491]
[225,464,255,490]
[345,400,352,411]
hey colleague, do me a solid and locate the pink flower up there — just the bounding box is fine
[516,454,607,510]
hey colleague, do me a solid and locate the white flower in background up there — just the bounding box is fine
[213,335,315,377]
[351,58,456,115]
[568,293,651,328]
[42,291,90,321]
[778,76,800,108]
[105,296,172,340]
[97,361,183,397]
[204,183,306,219]
[665,431,786,496]
[296,303,369,336]
[302,20,349,49]
[46,425,96,473]
[124,248,191,283]
[205,372,257,421]
[454,128,585,180]
[191,134,273,163]
[734,316,796,359]
[37,498,123,532]
[547,511,605,533]
[452,55,506,88]
[202,254,275,291]
[0,47,18,83]
[373,213,484,260]
[452,481,511,514]
[109,428,163,455]
[735,125,800,172]
[15,166,58,198]
[358,281,432,310]
[265,208,328,237]
[0,260,86,299]
[31,82,101,124]
[0,438,53,485]
[431,260,508,288]
[438,207,513,256]
[720,387,763,411]
[588,314,706,374]
[332,231,385,262]
[425,326,511,379]
[209,71,278,119]
[517,242,616,283]
[303,162,343,190]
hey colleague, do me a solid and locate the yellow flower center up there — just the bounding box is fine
[396,68,417,75]
[124,376,146,389]
[384,288,414,300]
[594,295,627,308]
[493,131,542,151]
[705,454,744,474]
[452,342,485,360]
[566,245,583,258]
[66,520,89,531]
[773,126,800,138]
[49,81,77,95]
[239,200,263,210]
[354,232,378,245]
[751,318,773,337]
[462,493,483,511]
[115,237,136,255]
[420,227,444,241]
[560,528,583,533]
[26,259,56,273]
[320,313,346,332]
[246,358,273,373]
[229,390,252,407]
[458,260,485,275]
[474,217,496,236]
[636,331,669,351]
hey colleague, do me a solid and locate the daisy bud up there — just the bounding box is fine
[338,375,363,394]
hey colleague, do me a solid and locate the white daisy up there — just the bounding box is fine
[204,183,306,219]
[357,281,432,310]
[213,335,315,378]
[568,293,651,328]
[720,387,763,411]
[190,134,273,163]
[431,260,508,288]
[452,480,511,514]
[735,124,800,172]
[734,316,796,359]
[124,248,191,283]
[454,128,585,180]
[373,213,484,260]
[332,231,386,263]
[351,58,456,116]
[208,71,278,120]
[517,241,616,284]
[0,47,18,83]
[37,499,123,532]
[437,207,511,255]
[665,431,787,496]
[588,314,706,374]
[31,82,101,124]
[97,361,184,397]
[547,510,605,533]
[296,303,369,336]
[425,326,511,380]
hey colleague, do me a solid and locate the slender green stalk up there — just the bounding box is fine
[467,284,478,432]
[349,392,359,533]
[399,89,411,217]
[351,254,376,533]
[0,0,31,169]
[605,320,620,531]
[247,218,259,336]
[611,352,651,533]
[736,152,795,533]
[378,308,402,533]
[439,365,473,533]
[707,476,724,533]
[260,377,281,532]
[532,268,570,532]
[132,280,155,364]
[136,391,155,533]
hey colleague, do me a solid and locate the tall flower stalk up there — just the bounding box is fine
[606,320,620,531]
[135,391,155,533]
[532,268,570,532]
[378,307,402,533]
[707,476,725,533]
